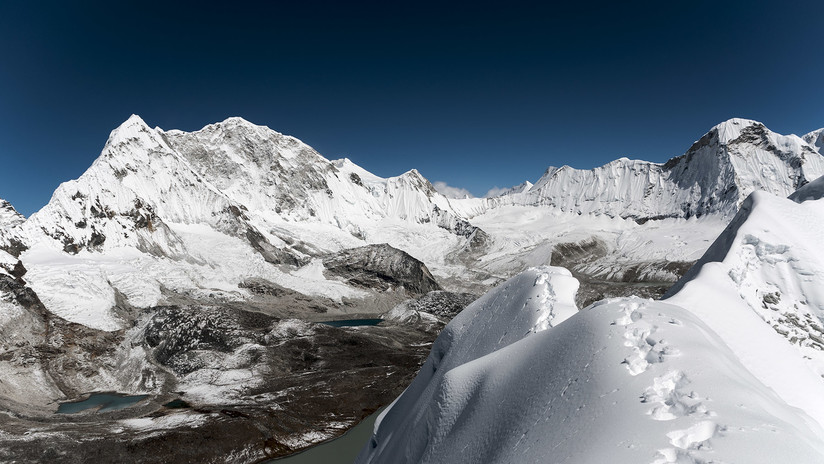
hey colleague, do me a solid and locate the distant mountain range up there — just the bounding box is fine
[1,115,820,328]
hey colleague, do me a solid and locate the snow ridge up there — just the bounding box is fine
[0,198,24,252]
[457,119,824,221]
[804,128,824,155]
[0,199,24,228]
[358,175,824,463]
[358,273,824,463]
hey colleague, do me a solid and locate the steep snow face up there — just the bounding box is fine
[456,119,824,221]
[805,128,824,154]
[18,115,230,257]
[484,180,533,198]
[9,116,478,329]
[358,268,824,463]
[0,199,24,229]
[666,184,824,428]
[19,116,470,258]
[161,120,465,239]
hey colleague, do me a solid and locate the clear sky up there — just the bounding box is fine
[1,1,822,215]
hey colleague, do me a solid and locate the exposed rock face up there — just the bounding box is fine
[323,244,442,296]
[401,291,477,320]
[384,291,478,326]
[0,199,26,257]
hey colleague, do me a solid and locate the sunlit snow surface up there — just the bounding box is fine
[358,267,824,463]
[358,184,824,463]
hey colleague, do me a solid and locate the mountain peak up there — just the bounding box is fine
[0,199,24,227]
[804,128,824,154]
[710,118,763,144]
[105,114,157,150]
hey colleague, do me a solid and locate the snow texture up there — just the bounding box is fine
[358,178,824,463]
[666,180,824,432]
[359,272,824,463]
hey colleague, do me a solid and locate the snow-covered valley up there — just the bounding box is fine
[1,116,823,462]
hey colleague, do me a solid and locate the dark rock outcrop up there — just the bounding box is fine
[322,244,441,296]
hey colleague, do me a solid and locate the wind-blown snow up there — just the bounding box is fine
[665,182,824,431]
[432,181,474,199]
[358,266,824,463]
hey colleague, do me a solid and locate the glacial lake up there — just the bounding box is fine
[268,407,383,463]
[319,318,383,327]
[56,392,150,414]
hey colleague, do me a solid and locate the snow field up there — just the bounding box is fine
[359,268,824,463]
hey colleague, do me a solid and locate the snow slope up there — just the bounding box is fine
[0,199,25,253]
[805,128,824,155]
[357,267,824,463]
[665,179,824,429]
[0,199,24,229]
[358,174,824,463]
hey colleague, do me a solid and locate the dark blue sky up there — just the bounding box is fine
[1,1,822,215]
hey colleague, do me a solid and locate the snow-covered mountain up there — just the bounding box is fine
[17,115,472,259]
[0,199,25,253]
[455,119,824,221]
[805,128,824,155]
[358,180,824,463]
[0,199,24,227]
[2,116,821,330]
[6,116,481,330]
[665,174,824,426]
[2,115,824,462]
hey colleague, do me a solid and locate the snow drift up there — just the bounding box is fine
[358,177,824,463]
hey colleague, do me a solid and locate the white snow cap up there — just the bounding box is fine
[710,117,761,144]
